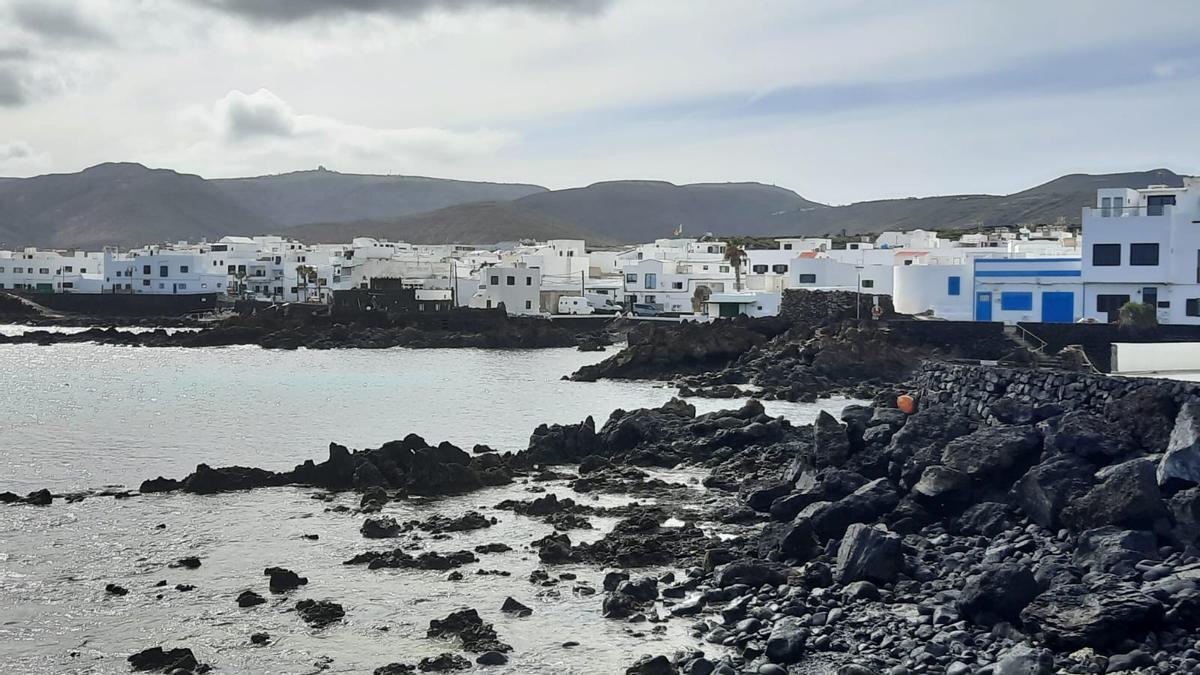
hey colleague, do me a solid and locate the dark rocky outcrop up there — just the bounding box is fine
[295,599,345,628]
[127,646,199,672]
[427,608,511,653]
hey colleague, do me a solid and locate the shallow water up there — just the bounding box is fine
[0,341,860,674]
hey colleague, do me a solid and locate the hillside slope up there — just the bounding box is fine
[286,201,609,245]
[213,169,548,226]
[0,163,268,249]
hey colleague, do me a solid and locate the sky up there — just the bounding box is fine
[0,0,1198,204]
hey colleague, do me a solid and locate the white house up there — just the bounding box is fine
[972,257,1082,323]
[1081,179,1200,324]
[622,258,734,314]
[469,263,542,315]
[705,291,782,319]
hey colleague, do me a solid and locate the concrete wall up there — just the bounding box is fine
[1112,342,1200,374]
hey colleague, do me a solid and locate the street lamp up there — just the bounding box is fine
[855,265,864,319]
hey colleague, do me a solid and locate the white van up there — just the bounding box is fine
[557,296,594,315]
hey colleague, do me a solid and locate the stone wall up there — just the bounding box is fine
[780,289,895,327]
[913,360,1200,419]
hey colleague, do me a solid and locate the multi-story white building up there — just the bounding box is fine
[0,249,105,292]
[1081,179,1200,324]
[469,263,542,315]
[621,257,735,314]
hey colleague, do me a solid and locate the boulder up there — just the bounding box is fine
[941,425,1041,479]
[714,560,788,588]
[758,518,819,561]
[265,566,309,593]
[237,590,266,608]
[835,523,901,585]
[1072,527,1158,577]
[988,397,1035,425]
[361,516,402,539]
[625,654,679,675]
[127,646,198,672]
[295,599,345,628]
[1041,410,1126,463]
[1020,575,1163,649]
[1158,401,1200,488]
[1061,458,1168,531]
[1010,454,1095,529]
[803,478,899,540]
[812,410,851,469]
[956,502,1014,537]
[764,616,808,664]
[992,644,1054,675]
[956,563,1038,626]
[912,465,972,503]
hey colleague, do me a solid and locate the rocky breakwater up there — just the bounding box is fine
[570,317,790,382]
[625,389,1200,674]
[139,434,512,497]
[0,311,596,350]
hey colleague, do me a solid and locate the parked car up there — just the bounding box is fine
[631,303,663,317]
[557,296,594,315]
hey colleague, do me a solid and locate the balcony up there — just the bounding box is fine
[1087,205,1171,218]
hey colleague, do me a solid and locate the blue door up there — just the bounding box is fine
[1041,291,1074,323]
[975,292,992,321]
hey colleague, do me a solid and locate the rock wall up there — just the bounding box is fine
[914,360,1200,418]
[1018,321,1200,373]
[780,289,895,327]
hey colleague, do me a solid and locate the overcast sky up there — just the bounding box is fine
[0,0,1198,203]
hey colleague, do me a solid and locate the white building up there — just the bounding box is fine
[705,291,782,319]
[622,257,734,314]
[1082,179,1200,324]
[469,264,542,315]
[972,257,1082,323]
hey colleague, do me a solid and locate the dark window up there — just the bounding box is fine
[783,243,793,250]
[1142,287,1158,306]
[625,273,637,283]
[947,276,961,296]
[228,265,236,274]
[525,300,532,310]
[861,279,874,288]
[752,264,768,274]
[772,264,788,274]
[64,266,73,273]
[159,265,168,277]
[489,275,499,285]
[525,276,532,286]
[1130,243,1159,266]
[180,265,189,273]
[62,282,73,289]
[1187,299,1200,317]
[1096,294,1131,321]
[1000,292,1032,311]
[1147,194,1176,216]
[142,279,150,286]
[797,274,816,283]
[1092,244,1121,266]
[506,276,515,286]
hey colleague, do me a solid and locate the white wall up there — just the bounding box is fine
[892,264,972,320]
[1112,342,1200,374]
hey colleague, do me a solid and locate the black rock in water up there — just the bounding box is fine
[295,599,345,628]
[127,646,198,672]
[427,608,511,653]
[265,566,308,592]
[500,597,532,617]
[170,556,201,569]
[417,653,471,672]
[237,590,266,608]
[105,583,128,596]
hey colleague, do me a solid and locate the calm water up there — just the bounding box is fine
[0,339,858,674]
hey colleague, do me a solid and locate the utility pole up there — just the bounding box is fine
[856,266,863,320]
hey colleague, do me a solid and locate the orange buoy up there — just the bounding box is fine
[897,394,916,415]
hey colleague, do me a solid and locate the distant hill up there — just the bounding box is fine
[512,180,828,242]
[0,164,1188,249]
[287,201,608,245]
[764,169,1186,236]
[211,168,547,226]
[0,163,267,249]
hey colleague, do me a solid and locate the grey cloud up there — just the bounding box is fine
[0,141,33,160]
[220,90,297,140]
[11,0,110,44]
[0,47,32,61]
[0,68,28,107]
[189,0,610,23]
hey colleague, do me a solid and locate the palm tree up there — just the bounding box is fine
[295,265,318,303]
[723,239,747,292]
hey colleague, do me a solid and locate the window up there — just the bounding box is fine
[0,267,4,272]
[228,265,236,274]
[797,274,816,283]
[1187,299,1200,317]
[525,300,532,310]
[159,265,169,277]
[525,276,532,286]
[783,243,793,250]
[719,266,729,273]
[861,279,875,288]
[12,267,21,273]
[142,279,150,286]
[1130,243,1159,266]
[143,265,151,275]
[64,266,73,273]
[177,283,187,290]
[201,283,208,289]
[1000,292,1033,311]
[80,268,86,274]
[1096,294,1130,318]
[645,273,657,289]
[158,283,165,289]
[1142,287,1158,306]
[947,276,961,296]
[644,295,656,304]
[1092,244,1121,266]
[671,282,683,290]
[506,276,515,286]
[180,265,189,273]
[752,265,768,274]
[772,264,788,274]
[38,268,49,274]
[1147,195,1176,216]
[625,273,637,283]
[62,282,73,289]
[490,275,499,285]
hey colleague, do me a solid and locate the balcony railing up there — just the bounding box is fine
[1089,205,1172,218]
